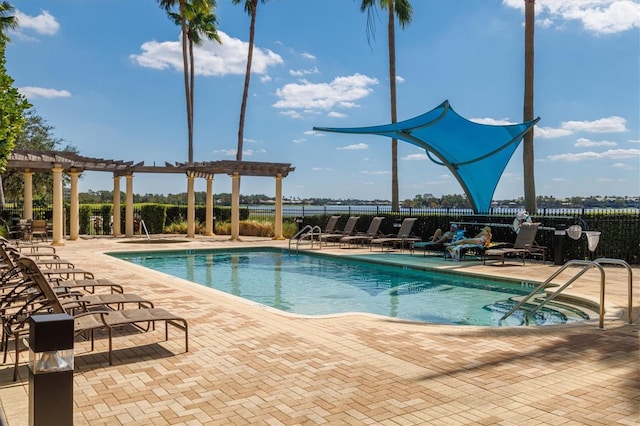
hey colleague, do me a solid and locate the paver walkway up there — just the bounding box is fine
[1,236,638,425]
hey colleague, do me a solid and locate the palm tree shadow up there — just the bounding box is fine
[413,323,639,389]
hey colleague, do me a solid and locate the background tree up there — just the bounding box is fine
[523,0,536,213]
[2,109,77,204]
[166,0,220,164]
[360,0,413,212]
[0,2,31,206]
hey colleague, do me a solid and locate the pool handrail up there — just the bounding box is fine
[500,258,633,329]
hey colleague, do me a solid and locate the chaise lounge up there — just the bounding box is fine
[483,223,545,266]
[370,218,419,252]
[6,256,188,381]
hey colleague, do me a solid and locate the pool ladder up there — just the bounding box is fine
[500,258,634,329]
[289,225,322,253]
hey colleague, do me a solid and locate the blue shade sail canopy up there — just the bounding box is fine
[313,100,540,213]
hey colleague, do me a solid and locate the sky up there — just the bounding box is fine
[6,0,640,201]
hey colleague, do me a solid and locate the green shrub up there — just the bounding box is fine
[140,204,167,234]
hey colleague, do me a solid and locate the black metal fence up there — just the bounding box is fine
[1,205,638,265]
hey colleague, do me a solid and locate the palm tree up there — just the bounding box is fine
[157,0,193,162]
[233,0,265,163]
[0,1,17,40]
[360,0,413,212]
[166,0,220,163]
[523,0,536,213]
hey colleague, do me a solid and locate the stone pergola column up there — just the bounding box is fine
[273,173,285,240]
[112,176,122,236]
[68,170,80,240]
[23,170,34,220]
[230,172,240,241]
[205,176,215,236]
[51,164,64,246]
[125,173,134,237]
[186,172,195,238]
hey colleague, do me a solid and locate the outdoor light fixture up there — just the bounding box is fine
[28,313,74,426]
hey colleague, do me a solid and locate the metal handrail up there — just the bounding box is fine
[593,258,634,325]
[500,260,606,328]
[289,225,322,253]
[139,219,150,241]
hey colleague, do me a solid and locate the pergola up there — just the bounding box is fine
[6,149,295,245]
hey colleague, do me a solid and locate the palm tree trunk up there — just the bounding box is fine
[388,1,399,212]
[179,0,193,163]
[523,0,536,213]
[189,36,195,163]
[237,0,258,162]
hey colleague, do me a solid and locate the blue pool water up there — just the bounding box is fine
[109,248,588,326]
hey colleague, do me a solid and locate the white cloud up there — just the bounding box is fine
[212,148,265,157]
[289,67,319,77]
[469,117,516,125]
[273,73,379,112]
[536,116,628,139]
[562,116,627,133]
[301,52,316,60]
[15,10,60,35]
[597,177,627,182]
[328,111,346,118]
[502,0,640,34]
[213,149,237,156]
[574,137,617,147]
[18,86,71,99]
[402,153,428,161]
[612,162,632,169]
[360,170,390,175]
[337,143,368,150]
[396,75,405,83]
[279,110,302,119]
[130,31,283,76]
[292,138,306,144]
[548,148,640,161]
[534,126,573,139]
[259,75,272,83]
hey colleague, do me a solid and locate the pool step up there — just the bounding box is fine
[484,296,593,326]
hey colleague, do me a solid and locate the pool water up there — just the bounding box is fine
[109,248,588,326]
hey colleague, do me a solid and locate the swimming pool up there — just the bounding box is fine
[109,248,589,326]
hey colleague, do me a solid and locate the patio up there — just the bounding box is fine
[1,236,638,425]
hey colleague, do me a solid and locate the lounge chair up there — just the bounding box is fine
[320,216,360,245]
[0,244,94,281]
[483,223,545,266]
[370,218,419,251]
[29,220,49,242]
[1,255,153,374]
[339,217,385,248]
[322,215,341,234]
[7,256,188,380]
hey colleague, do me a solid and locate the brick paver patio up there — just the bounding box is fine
[1,236,638,425]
